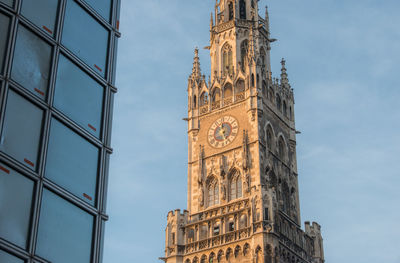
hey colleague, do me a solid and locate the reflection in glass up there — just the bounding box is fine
[11,26,52,99]
[0,163,34,248]
[36,189,93,263]
[21,0,59,37]
[54,55,104,138]
[0,90,43,170]
[0,0,14,7]
[46,119,99,205]
[0,13,9,74]
[84,0,111,21]
[0,250,24,263]
[62,0,109,77]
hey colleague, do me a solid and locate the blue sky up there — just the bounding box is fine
[103,0,400,262]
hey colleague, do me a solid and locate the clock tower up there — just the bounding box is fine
[162,1,325,263]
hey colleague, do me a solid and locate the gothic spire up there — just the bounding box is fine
[280,58,289,86]
[191,48,201,79]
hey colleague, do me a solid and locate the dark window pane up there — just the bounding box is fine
[0,163,34,248]
[84,0,111,21]
[11,26,52,99]
[62,0,109,77]
[54,55,104,138]
[0,0,14,7]
[36,189,93,263]
[46,119,99,205]
[21,0,59,37]
[0,250,24,263]
[0,13,10,74]
[0,90,44,170]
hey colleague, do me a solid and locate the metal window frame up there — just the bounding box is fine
[0,0,120,261]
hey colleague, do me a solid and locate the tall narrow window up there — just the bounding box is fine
[45,119,99,206]
[278,137,285,160]
[0,13,10,75]
[239,0,246,19]
[276,94,282,110]
[207,178,219,207]
[222,44,233,75]
[283,101,288,116]
[228,2,234,20]
[0,163,34,248]
[240,40,248,72]
[55,55,104,138]
[266,127,273,150]
[0,90,44,170]
[11,26,52,99]
[63,0,109,77]
[36,189,94,263]
[229,172,242,201]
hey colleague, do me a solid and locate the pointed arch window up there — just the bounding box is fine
[239,0,246,20]
[223,83,233,98]
[276,94,281,110]
[283,101,287,116]
[260,47,266,69]
[240,40,248,72]
[229,171,242,201]
[212,88,221,103]
[266,126,273,150]
[228,2,234,21]
[222,44,233,75]
[207,177,219,207]
[278,137,285,160]
[200,92,208,106]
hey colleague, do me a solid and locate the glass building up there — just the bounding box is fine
[0,0,120,262]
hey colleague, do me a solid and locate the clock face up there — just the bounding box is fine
[208,116,239,148]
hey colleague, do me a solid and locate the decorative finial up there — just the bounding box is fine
[280,58,289,86]
[191,48,201,79]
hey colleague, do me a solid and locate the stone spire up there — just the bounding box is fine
[265,5,270,32]
[191,48,201,80]
[280,58,289,86]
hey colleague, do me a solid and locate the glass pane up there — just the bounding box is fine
[0,163,34,248]
[0,90,44,170]
[0,13,9,74]
[62,0,109,77]
[36,189,93,263]
[11,26,52,99]
[46,119,99,205]
[0,250,24,263]
[21,0,59,37]
[0,0,14,7]
[54,55,104,138]
[84,0,111,21]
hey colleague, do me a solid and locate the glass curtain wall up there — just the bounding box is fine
[0,0,120,262]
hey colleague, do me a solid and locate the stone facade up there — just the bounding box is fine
[161,1,325,263]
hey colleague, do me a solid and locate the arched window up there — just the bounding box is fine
[276,94,281,110]
[229,171,242,201]
[222,43,233,75]
[193,257,199,263]
[207,177,219,207]
[235,79,245,94]
[209,253,215,263]
[283,101,288,116]
[200,92,208,106]
[268,87,274,101]
[185,259,191,263]
[228,2,234,20]
[266,126,273,150]
[262,81,267,96]
[200,255,207,263]
[260,47,266,68]
[217,250,224,262]
[240,40,248,72]
[212,87,221,103]
[223,83,233,98]
[239,0,246,19]
[278,137,285,160]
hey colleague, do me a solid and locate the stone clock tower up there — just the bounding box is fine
[162,1,325,263]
